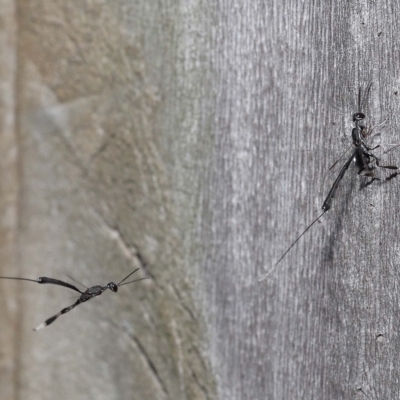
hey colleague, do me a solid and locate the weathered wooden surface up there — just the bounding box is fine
[1,1,216,399]
[2,0,400,399]
[0,0,18,399]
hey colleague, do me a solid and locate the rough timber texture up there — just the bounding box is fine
[1,1,217,399]
[2,0,400,399]
[0,0,18,399]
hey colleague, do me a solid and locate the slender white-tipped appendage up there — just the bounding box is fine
[33,322,47,331]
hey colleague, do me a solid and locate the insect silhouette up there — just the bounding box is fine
[259,83,398,281]
[0,268,149,330]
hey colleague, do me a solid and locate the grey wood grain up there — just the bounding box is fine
[200,1,400,399]
[2,0,400,399]
[2,0,216,399]
[0,1,18,400]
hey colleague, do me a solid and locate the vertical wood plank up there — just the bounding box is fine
[2,0,400,399]
[0,0,18,399]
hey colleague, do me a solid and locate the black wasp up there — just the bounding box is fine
[0,268,149,330]
[260,83,398,281]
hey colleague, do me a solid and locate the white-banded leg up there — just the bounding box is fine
[34,299,82,331]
